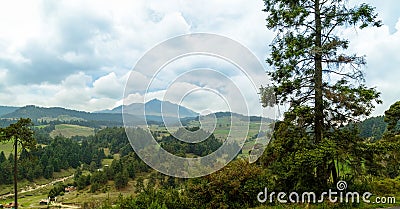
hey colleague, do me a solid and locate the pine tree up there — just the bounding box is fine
[262,0,382,188]
[0,118,36,209]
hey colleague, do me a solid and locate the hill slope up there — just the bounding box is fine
[0,106,19,117]
[1,105,143,125]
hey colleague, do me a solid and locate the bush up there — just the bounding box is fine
[49,183,66,198]
[372,177,400,195]
[90,182,101,193]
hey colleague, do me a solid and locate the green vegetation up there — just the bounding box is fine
[0,140,13,156]
[0,2,398,206]
[384,101,400,136]
[50,124,94,138]
[0,118,36,209]
[0,111,398,208]
[159,127,225,157]
[357,116,387,141]
[260,0,382,191]
[0,134,104,190]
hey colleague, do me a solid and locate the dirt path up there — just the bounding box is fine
[53,203,81,208]
[0,175,74,199]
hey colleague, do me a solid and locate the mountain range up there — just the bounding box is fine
[0,106,19,117]
[0,101,391,140]
[0,99,198,125]
[95,99,198,118]
[0,100,274,127]
[0,105,140,124]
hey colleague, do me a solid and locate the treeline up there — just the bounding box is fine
[87,160,274,209]
[0,119,18,128]
[93,133,400,209]
[72,151,150,194]
[90,127,131,155]
[0,136,104,184]
[70,127,226,193]
[348,116,400,141]
[356,116,387,141]
[91,103,400,209]
[49,152,150,197]
[14,126,137,186]
[42,125,238,200]
[159,127,223,157]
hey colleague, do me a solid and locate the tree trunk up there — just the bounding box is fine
[314,0,323,148]
[13,138,18,209]
[314,0,327,188]
[330,161,338,184]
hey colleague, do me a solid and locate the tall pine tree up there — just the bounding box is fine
[261,0,382,188]
[0,118,36,209]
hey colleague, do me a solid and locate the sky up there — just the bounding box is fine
[0,0,399,117]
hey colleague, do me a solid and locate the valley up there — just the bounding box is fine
[0,103,399,209]
[0,103,273,208]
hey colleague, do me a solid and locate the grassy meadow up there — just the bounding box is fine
[50,124,94,138]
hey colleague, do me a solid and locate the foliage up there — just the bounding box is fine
[0,118,36,149]
[75,173,91,190]
[371,177,400,195]
[0,119,19,128]
[0,118,36,209]
[114,169,129,189]
[49,183,67,198]
[260,120,337,192]
[160,127,224,157]
[356,116,386,141]
[384,101,400,135]
[93,127,130,154]
[261,0,382,189]
[263,0,382,127]
[187,159,266,208]
[32,124,54,144]
[0,134,104,185]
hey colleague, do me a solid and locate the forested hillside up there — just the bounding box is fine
[0,106,19,117]
[2,105,134,123]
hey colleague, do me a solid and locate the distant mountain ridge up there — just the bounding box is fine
[96,99,198,118]
[1,105,142,124]
[0,106,19,117]
[1,103,392,140]
[0,99,199,126]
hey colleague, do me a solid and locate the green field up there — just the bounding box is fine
[50,124,94,138]
[35,124,49,129]
[0,140,14,157]
[0,168,75,199]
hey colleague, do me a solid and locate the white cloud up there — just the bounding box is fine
[0,69,8,83]
[343,18,400,115]
[0,0,398,117]
[93,72,123,99]
[0,50,31,65]
[61,72,92,87]
[59,51,88,64]
[0,1,42,49]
